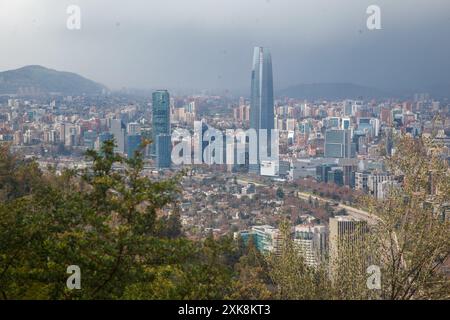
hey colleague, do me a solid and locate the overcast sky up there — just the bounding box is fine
[0,0,449,93]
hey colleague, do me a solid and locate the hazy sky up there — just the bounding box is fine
[0,0,449,93]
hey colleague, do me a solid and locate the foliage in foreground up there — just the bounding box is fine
[0,141,238,299]
[0,135,449,300]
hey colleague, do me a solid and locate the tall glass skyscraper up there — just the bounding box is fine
[152,90,171,168]
[126,134,142,159]
[324,129,354,158]
[109,118,126,154]
[249,47,274,174]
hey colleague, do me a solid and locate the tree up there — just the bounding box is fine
[228,236,272,300]
[362,136,450,299]
[0,140,235,299]
[259,135,450,300]
[276,187,285,199]
[266,220,332,300]
[0,144,43,201]
[155,208,183,239]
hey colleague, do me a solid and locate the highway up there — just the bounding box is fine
[296,191,380,225]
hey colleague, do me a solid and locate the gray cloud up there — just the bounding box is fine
[0,0,449,93]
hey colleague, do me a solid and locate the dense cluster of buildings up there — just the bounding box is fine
[0,47,449,268]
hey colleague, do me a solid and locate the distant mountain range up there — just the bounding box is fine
[0,65,106,96]
[1,65,448,100]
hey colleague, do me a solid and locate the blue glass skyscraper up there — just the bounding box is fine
[324,129,354,158]
[156,134,172,168]
[249,47,274,174]
[126,134,142,159]
[152,90,171,168]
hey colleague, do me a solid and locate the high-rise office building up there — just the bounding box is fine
[367,172,395,199]
[83,130,97,149]
[385,127,394,156]
[341,118,351,130]
[326,117,340,129]
[316,164,334,182]
[239,225,281,255]
[152,90,171,168]
[294,225,328,267]
[343,100,353,116]
[59,123,66,145]
[249,47,274,174]
[327,168,344,186]
[324,129,354,158]
[126,134,142,159]
[155,134,172,168]
[95,132,114,151]
[329,216,368,279]
[109,118,126,154]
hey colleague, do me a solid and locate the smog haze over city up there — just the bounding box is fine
[1,0,450,94]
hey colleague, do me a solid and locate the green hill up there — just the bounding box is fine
[0,65,106,95]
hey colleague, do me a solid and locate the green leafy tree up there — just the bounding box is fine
[267,220,332,300]
[276,187,285,199]
[0,140,235,299]
[362,136,450,299]
[228,236,272,300]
